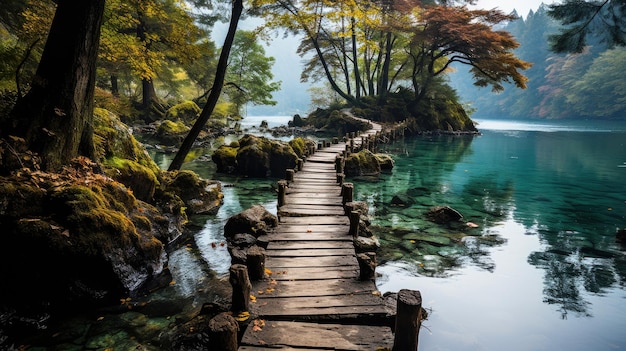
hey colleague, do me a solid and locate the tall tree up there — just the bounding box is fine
[406,6,531,102]
[2,0,105,172]
[168,0,243,171]
[548,0,626,53]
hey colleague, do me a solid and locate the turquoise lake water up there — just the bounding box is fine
[180,117,626,351]
[11,116,624,350]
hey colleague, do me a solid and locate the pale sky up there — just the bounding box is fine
[474,0,560,18]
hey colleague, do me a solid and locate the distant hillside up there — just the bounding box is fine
[449,5,626,120]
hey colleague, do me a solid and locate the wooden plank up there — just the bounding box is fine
[254,293,386,309]
[278,206,346,217]
[266,248,355,257]
[274,224,349,234]
[283,196,342,205]
[252,305,389,319]
[240,321,394,350]
[266,255,357,268]
[264,266,357,280]
[279,216,350,225]
[267,241,353,250]
[251,279,377,297]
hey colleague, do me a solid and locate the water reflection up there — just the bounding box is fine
[354,127,626,327]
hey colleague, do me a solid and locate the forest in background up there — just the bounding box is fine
[449,4,626,120]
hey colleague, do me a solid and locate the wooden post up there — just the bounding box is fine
[333,137,339,144]
[357,252,376,280]
[342,183,353,204]
[349,210,359,238]
[392,289,423,351]
[336,173,344,185]
[229,264,251,313]
[209,312,239,351]
[335,155,344,174]
[318,141,323,150]
[297,158,304,171]
[286,168,294,181]
[247,246,266,281]
[277,180,287,207]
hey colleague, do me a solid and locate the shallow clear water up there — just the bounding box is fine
[352,119,626,351]
[11,117,626,350]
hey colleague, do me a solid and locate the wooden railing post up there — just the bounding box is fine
[209,312,239,351]
[247,245,266,281]
[342,183,353,204]
[229,264,251,313]
[349,210,359,238]
[392,289,422,351]
[357,252,376,280]
[277,180,287,207]
[286,169,294,181]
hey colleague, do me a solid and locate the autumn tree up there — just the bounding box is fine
[1,0,105,172]
[548,0,626,53]
[405,6,531,102]
[99,0,205,118]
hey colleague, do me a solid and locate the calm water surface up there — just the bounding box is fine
[16,117,624,350]
[179,117,626,351]
[354,119,626,351]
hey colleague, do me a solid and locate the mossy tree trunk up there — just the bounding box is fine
[4,0,104,172]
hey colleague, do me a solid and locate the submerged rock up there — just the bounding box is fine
[426,205,464,224]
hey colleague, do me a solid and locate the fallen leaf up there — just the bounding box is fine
[250,294,257,302]
[234,311,250,322]
[265,268,272,275]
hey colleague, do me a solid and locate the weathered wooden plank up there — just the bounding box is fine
[252,279,377,297]
[254,292,386,309]
[240,321,394,350]
[274,224,349,234]
[264,266,357,280]
[279,216,350,225]
[283,196,342,205]
[278,206,346,217]
[267,241,353,250]
[266,248,355,257]
[253,305,389,319]
[259,233,351,243]
[266,255,357,268]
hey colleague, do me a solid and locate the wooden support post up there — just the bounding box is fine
[349,210,359,238]
[392,289,423,351]
[342,183,353,204]
[336,173,344,185]
[297,158,303,171]
[229,264,251,313]
[277,180,287,207]
[349,138,354,152]
[317,141,323,150]
[286,169,294,181]
[247,245,266,281]
[333,137,339,144]
[357,252,376,280]
[209,312,239,351]
[335,155,344,173]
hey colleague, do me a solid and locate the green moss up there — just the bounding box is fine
[103,157,159,201]
[165,100,201,123]
[157,120,190,135]
[289,137,307,158]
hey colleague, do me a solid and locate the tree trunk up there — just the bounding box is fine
[351,17,362,100]
[111,75,119,97]
[168,0,244,171]
[378,31,392,104]
[6,0,104,172]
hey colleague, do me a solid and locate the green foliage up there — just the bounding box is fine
[547,0,626,53]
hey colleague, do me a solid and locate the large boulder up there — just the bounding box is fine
[223,205,278,239]
[0,159,169,313]
[212,134,299,178]
[344,149,382,177]
[162,170,223,215]
[426,205,464,224]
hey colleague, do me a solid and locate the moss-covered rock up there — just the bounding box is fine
[165,100,201,124]
[344,149,382,177]
[288,137,316,159]
[213,134,299,178]
[0,161,168,313]
[103,157,158,202]
[162,170,223,215]
[211,142,239,173]
[156,119,190,144]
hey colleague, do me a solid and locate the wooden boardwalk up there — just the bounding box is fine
[239,122,396,350]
